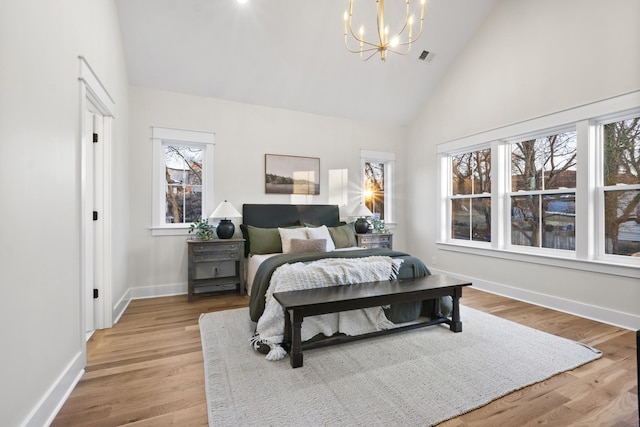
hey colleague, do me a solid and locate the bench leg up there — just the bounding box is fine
[290,310,303,368]
[450,286,463,333]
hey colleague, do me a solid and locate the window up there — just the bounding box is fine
[436,91,639,274]
[509,131,576,250]
[450,148,491,242]
[151,127,215,236]
[361,150,395,223]
[601,116,640,256]
[364,162,385,220]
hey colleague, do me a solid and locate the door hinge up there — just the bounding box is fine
[93,133,98,143]
[93,289,99,299]
[93,211,98,221]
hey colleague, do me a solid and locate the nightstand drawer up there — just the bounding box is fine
[193,251,239,262]
[194,261,236,280]
[358,235,391,244]
[192,243,241,254]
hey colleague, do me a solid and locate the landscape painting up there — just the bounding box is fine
[265,154,320,195]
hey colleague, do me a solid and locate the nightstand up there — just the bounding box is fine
[187,238,245,302]
[356,233,393,250]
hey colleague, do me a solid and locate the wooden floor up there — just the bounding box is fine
[52,288,639,427]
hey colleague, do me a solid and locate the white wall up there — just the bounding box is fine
[126,87,407,297]
[0,1,129,426]
[406,0,640,328]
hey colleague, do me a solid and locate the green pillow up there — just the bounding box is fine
[328,223,357,249]
[246,226,282,254]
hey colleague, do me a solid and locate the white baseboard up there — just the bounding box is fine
[21,352,84,427]
[112,282,187,324]
[431,268,640,331]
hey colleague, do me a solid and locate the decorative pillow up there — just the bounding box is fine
[278,227,309,254]
[289,238,327,254]
[245,226,282,254]
[305,225,336,252]
[328,223,357,249]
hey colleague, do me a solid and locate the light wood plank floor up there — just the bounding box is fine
[52,288,638,426]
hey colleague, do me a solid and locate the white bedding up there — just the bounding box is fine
[245,247,364,296]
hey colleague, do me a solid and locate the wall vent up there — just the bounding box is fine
[417,50,434,63]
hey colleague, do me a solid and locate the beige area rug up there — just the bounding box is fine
[199,306,601,427]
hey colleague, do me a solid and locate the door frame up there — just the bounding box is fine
[78,56,114,346]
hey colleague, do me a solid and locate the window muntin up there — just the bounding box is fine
[602,116,640,256]
[450,148,491,242]
[509,131,576,251]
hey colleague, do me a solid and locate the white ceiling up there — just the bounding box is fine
[115,0,498,126]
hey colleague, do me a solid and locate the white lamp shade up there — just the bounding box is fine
[350,203,373,217]
[209,200,241,219]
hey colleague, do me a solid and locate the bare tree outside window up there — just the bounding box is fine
[603,117,640,256]
[451,149,491,242]
[510,131,576,250]
[364,162,385,220]
[164,145,203,224]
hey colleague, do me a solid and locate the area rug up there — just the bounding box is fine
[199,306,601,427]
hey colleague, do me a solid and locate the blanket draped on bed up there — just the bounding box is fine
[253,256,403,361]
[249,248,431,322]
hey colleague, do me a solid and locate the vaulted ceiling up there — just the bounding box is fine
[115,0,498,126]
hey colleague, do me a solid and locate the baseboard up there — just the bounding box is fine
[112,287,132,325]
[21,352,84,427]
[112,282,187,324]
[129,282,187,300]
[430,268,640,331]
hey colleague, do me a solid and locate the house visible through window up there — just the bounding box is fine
[164,145,203,224]
[151,127,215,236]
[510,130,577,250]
[450,148,491,242]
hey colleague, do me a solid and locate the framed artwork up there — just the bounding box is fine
[265,154,320,195]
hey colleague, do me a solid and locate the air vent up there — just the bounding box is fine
[417,50,434,63]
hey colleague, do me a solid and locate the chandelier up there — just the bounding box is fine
[343,0,426,61]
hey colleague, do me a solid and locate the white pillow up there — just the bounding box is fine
[278,227,308,254]
[306,225,336,252]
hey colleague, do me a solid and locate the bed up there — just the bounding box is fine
[240,203,451,358]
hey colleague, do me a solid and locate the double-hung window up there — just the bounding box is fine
[509,130,577,251]
[450,148,491,242]
[599,116,640,257]
[151,127,215,236]
[437,92,639,273]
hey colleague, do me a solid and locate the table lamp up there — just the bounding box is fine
[209,200,242,239]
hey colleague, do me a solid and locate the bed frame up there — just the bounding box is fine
[242,204,341,228]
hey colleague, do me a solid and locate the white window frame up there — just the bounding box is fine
[361,150,395,225]
[151,127,215,236]
[436,91,640,278]
[594,112,640,262]
[505,127,578,254]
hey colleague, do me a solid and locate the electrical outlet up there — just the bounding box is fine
[432,256,437,266]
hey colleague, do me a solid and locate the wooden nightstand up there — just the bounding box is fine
[187,238,245,302]
[356,233,393,250]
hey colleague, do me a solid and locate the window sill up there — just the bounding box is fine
[150,226,190,237]
[437,241,639,279]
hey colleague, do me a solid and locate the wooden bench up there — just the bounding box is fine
[273,274,472,368]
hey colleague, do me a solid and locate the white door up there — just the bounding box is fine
[84,107,105,337]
